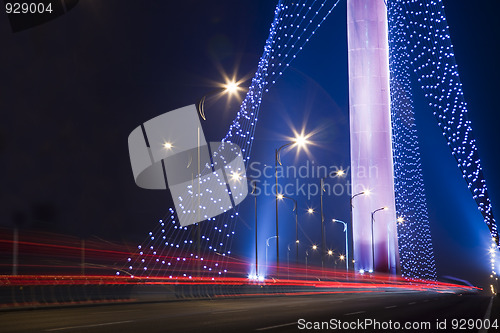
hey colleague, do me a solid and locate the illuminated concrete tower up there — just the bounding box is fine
[347,0,399,274]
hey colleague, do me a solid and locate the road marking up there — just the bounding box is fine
[408,302,416,305]
[212,309,248,314]
[44,321,133,331]
[385,305,397,309]
[95,309,135,315]
[479,297,494,333]
[255,322,297,331]
[344,311,365,316]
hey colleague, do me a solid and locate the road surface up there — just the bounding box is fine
[0,291,498,332]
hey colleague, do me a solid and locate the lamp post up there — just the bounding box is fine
[327,249,334,269]
[265,236,277,276]
[332,219,348,271]
[275,134,309,275]
[251,179,259,278]
[286,243,297,279]
[194,79,242,276]
[349,190,368,270]
[371,206,388,271]
[277,194,299,265]
[320,170,345,271]
[306,245,318,280]
[305,250,309,280]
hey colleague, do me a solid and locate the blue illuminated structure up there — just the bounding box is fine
[122,0,498,281]
[122,0,342,279]
[387,0,499,278]
[387,0,437,279]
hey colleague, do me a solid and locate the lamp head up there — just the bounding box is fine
[223,80,239,95]
[230,172,242,181]
[293,134,309,148]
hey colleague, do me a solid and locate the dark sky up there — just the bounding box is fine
[1,0,499,286]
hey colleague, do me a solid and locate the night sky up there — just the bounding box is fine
[1,0,499,287]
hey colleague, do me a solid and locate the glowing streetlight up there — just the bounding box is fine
[312,245,318,250]
[397,216,405,224]
[332,219,349,271]
[197,79,243,120]
[293,134,309,148]
[328,250,333,256]
[223,80,239,94]
[339,254,345,261]
[163,142,173,149]
[230,172,242,182]
[307,208,314,214]
[275,133,311,275]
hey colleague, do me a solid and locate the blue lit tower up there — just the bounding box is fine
[347,0,400,274]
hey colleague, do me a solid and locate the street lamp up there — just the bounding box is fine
[286,242,299,279]
[250,179,259,278]
[278,194,299,265]
[332,219,349,271]
[371,206,388,271]
[275,135,309,275]
[305,250,309,280]
[196,79,243,120]
[349,190,368,270]
[265,236,277,276]
[327,250,334,270]
[320,169,346,271]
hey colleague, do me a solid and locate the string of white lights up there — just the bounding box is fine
[489,240,498,294]
[123,0,500,284]
[220,0,342,279]
[387,0,437,280]
[403,0,498,247]
[387,0,499,281]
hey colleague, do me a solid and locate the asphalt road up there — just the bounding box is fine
[0,291,498,333]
